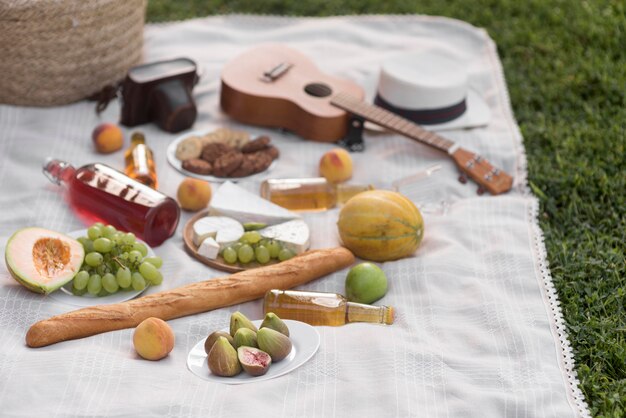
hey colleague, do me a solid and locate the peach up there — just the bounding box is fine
[177,177,212,211]
[319,148,353,183]
[92,123,124,154]
[133,317,175,361]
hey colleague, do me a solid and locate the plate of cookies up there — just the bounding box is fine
[167,127,279,182]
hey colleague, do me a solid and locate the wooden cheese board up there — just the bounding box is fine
[183,210,280,273]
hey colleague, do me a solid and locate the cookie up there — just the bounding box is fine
[229,155,256,178]
[201,142,233,164]
[199,128,228,146]
[248,151,273,174]
[264,145,280,160]
[241,136,270,153]
[212,151,244,177]
[227,130,251,149]
[175,136,203,160]
[182,158,212,175]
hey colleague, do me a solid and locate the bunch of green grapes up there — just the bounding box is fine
[221,231,295,265]
[73,223,163,296]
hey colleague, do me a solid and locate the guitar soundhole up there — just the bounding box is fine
[304,83,333,98]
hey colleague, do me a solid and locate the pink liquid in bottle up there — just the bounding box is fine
[43,159,180,247]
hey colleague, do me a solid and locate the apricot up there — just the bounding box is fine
[92,123,124,154]
[319,148,353,183]
[177,177,212,211]
[133,317,175,361]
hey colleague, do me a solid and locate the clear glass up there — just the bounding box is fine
[260,178,373,211]
[263,289,394,326]
[43,159,179,247]
[124,132,158,189]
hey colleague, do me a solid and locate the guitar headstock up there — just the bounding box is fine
[451,147,513,195]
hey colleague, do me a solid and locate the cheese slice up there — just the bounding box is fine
[209,181,300,226]
[192,216,244,247]
[258,219,310,254]
[197,237,220,260]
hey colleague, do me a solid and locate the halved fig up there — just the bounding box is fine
[237,346,272,376]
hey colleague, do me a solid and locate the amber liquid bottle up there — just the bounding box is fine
[124,132,158,189]
[263,289,394,326]
[260,178,372,211]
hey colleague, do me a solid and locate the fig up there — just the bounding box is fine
[257,327,292,362]
[237,346,272,376]
[204,331,235,355]
[233,327,258,348]
[229,311,258,337]
[207,336,241,377]
[260,312,290,337]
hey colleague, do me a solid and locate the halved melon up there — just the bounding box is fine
[5,227,85,294]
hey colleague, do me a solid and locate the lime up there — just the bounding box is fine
[345,262,388,304]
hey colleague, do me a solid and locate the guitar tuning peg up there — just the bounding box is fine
[476,187,485,195]
[458,173,468,184]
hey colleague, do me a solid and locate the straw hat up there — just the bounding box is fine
[373,50,490,130]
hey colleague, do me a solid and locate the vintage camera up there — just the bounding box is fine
[120,58,199,133]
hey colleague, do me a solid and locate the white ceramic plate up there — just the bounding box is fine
[47,229,154,307]
[187,319,320,384]
[166,129,277,183]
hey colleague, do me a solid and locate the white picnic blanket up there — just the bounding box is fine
[0,15,589,418]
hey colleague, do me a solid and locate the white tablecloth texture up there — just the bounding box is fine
[0,15,589,418]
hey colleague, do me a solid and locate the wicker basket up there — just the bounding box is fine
[0,0,146,106]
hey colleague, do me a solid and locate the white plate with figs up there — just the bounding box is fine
[47,229,155,308]
[187,319,320,384]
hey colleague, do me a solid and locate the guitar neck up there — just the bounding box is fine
[330,93,514,195]
[331,93,456,153]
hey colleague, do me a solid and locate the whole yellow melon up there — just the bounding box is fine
[337,190,424,262]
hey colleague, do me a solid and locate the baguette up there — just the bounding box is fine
[26,247,354,348]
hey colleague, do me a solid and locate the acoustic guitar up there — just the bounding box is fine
[220,45,513,195]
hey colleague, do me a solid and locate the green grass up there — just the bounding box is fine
[148,1,625,416]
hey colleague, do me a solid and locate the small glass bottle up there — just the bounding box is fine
[43,159,180,247]
[260,178,373,211]
[124,132,158,189]
[263,289,394,326]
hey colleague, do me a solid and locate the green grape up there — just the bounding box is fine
[132,242,148,257]
[278,248,295,261]
[112,232,124,246]
[128,250,143,264]
[119,252,129,261]
[102,273,119,293]
[259,239,270,247]
[116,267,132,288]
[93,222,104,228]
[103,225,117,239]
[98,288,110,297]
[143,256,163,268]
[231,242,243,252]
[96,264,107,275]
[255,245,270,264]
[72,284,87,296]
[222,247,237,264]
[78,237,94,253]
[242,231,262,244]
[237,244,254,264]
[150,270,163,285]
[139,262,159,283]
[73,271,90,290]
[87,225,102,240]
[93,237,113,253]
[267,240,281,259]
[131,272,146,291]
[122,232,136,245]
[85,252,104,267]
[87,274,102,295]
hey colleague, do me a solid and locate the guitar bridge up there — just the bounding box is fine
[338,116,365,152]
[260,62,293,83]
